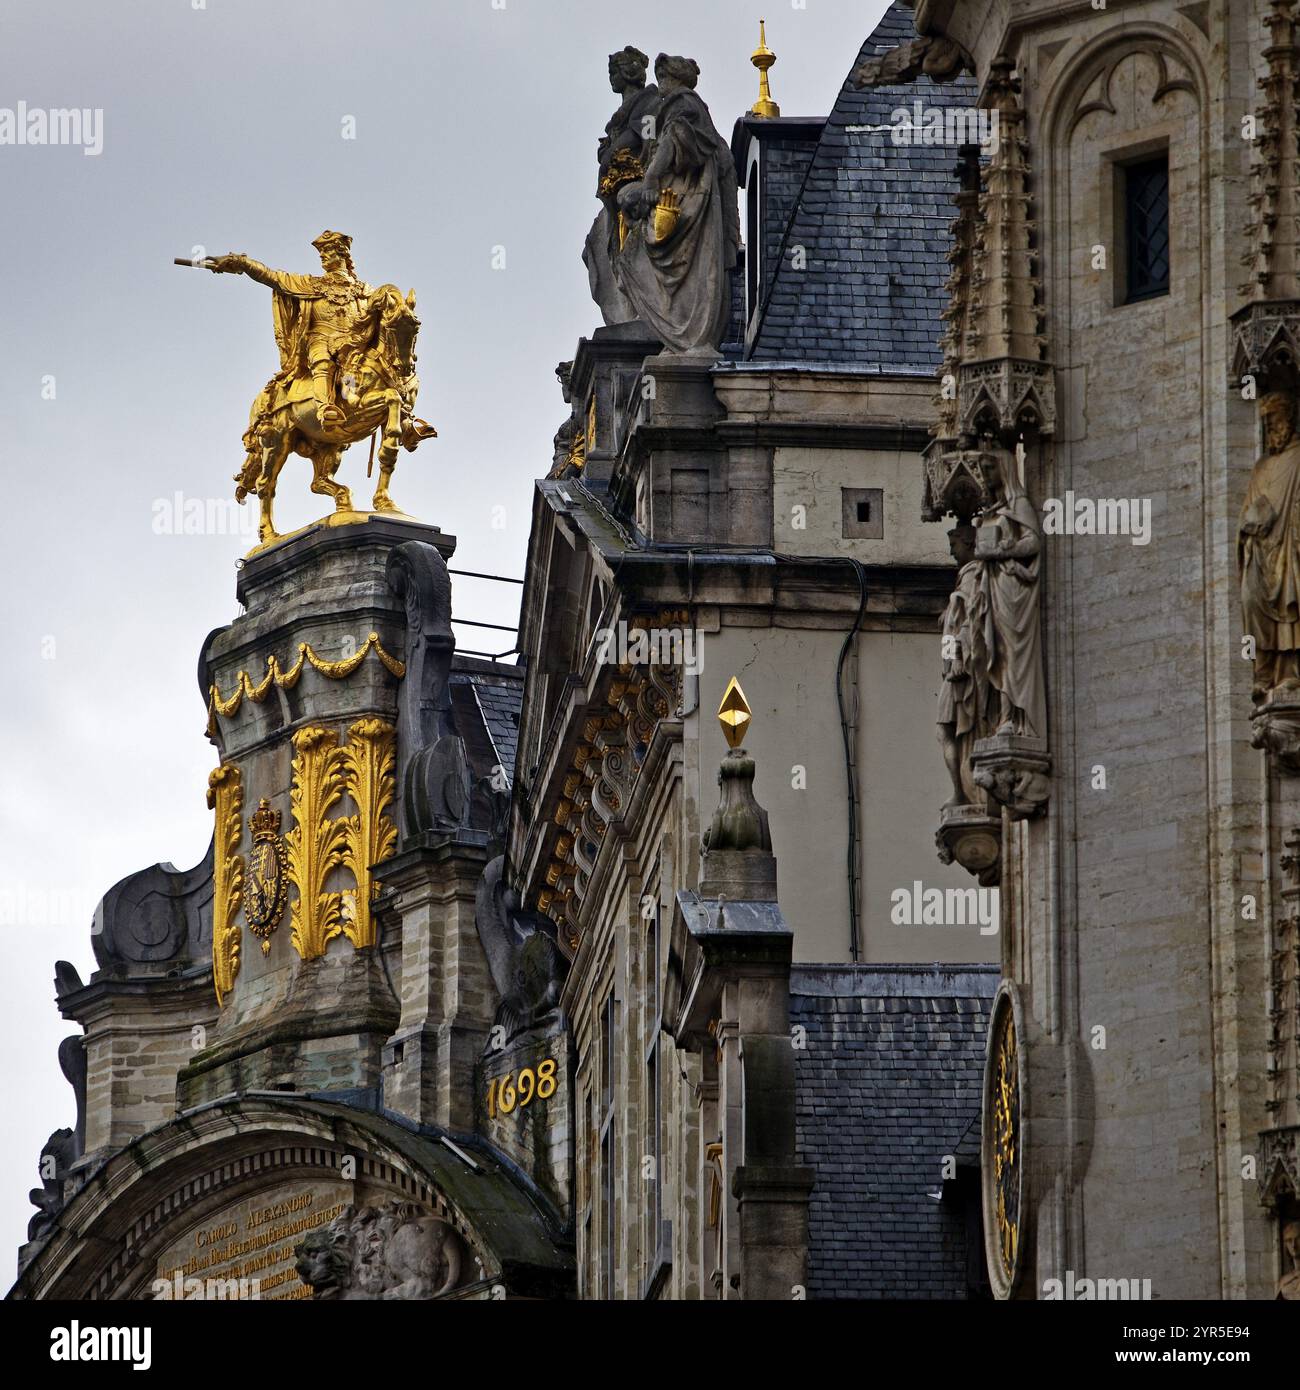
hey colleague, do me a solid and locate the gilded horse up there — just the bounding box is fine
[234,284,435,544]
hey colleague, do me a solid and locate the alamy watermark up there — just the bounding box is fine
[1042,492,1152,546]
[1043,1271,1151,1300]
[890,880,999,934]
[889,100,1000,152]
[49,1323,150,1369]
[152,492,258,537]
[151,1273,261,1300]
[593,621,701,675]
[1,102,103,156]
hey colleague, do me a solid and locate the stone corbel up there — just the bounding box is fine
[1251,692,1300,773]
[936,803,1002,887]
[971,734,1052,820]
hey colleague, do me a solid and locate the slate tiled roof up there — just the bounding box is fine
[792,963,997,1298]
[747,1,977,372]
[449,657,523,782]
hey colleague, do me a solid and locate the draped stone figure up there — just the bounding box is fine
[1239,390,1300,700]
[609,54,741,354]
[938,525,992,805]
[583,46,660,326]
[1279,1218,1300,1300]
[975,449,1046,739]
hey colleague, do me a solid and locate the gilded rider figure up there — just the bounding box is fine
[1239,389,1300,700]
[207,230,370,434]
[182,231,434,544]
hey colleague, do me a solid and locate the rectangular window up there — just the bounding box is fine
[1123,156,1170,302]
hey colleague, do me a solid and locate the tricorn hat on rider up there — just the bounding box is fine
[311,230,355,270]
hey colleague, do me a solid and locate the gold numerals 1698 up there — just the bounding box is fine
[486,1058,558,1118]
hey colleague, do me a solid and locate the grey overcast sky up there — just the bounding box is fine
[0,0,892,1269]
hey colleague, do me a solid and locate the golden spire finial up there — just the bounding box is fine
[750,20,780,119]
[717,677,753,749]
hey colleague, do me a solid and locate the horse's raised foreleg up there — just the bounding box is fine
[372,393,403,513]
[235,450,262,503]
[309,449,353,513]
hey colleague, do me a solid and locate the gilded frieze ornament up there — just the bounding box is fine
[207,764,244,1005]
[340,718,398,950]
[209,633,405,721]
[286,726,350,961]
[245,798,288,954]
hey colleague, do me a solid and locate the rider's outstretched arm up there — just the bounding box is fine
[213,254,317,297]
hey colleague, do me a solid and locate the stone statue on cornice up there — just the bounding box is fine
[584,46,660,327]
[608,53,740,354]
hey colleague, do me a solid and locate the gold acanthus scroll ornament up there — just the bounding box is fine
[207,764,244,1006]
[285,720,398,962]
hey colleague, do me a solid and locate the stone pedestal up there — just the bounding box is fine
[669,900,813,1301]
[613,353,734,544]
[936,803,1002,886]
[377,832,496,1132]
[566,324,661,486]
[190,517,456,1101]
[1251,690,1300,773]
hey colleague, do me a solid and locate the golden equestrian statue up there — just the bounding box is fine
[176,231,436,546]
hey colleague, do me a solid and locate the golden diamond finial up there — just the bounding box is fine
[750,20,780,119]
[717,677,752,749]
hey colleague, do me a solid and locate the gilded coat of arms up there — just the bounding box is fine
[245,798,288,953]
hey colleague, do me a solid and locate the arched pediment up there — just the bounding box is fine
[11,1097,573,1301]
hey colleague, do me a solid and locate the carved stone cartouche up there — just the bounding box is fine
[295,1199,463,1300]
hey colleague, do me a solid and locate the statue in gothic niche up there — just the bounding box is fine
[1280,1218,1300,1300]
[595,53,740,353]
[974,449,1047,740]
[1239,389,1300,700]
[584,46,660,327]
[938,523,991,806]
